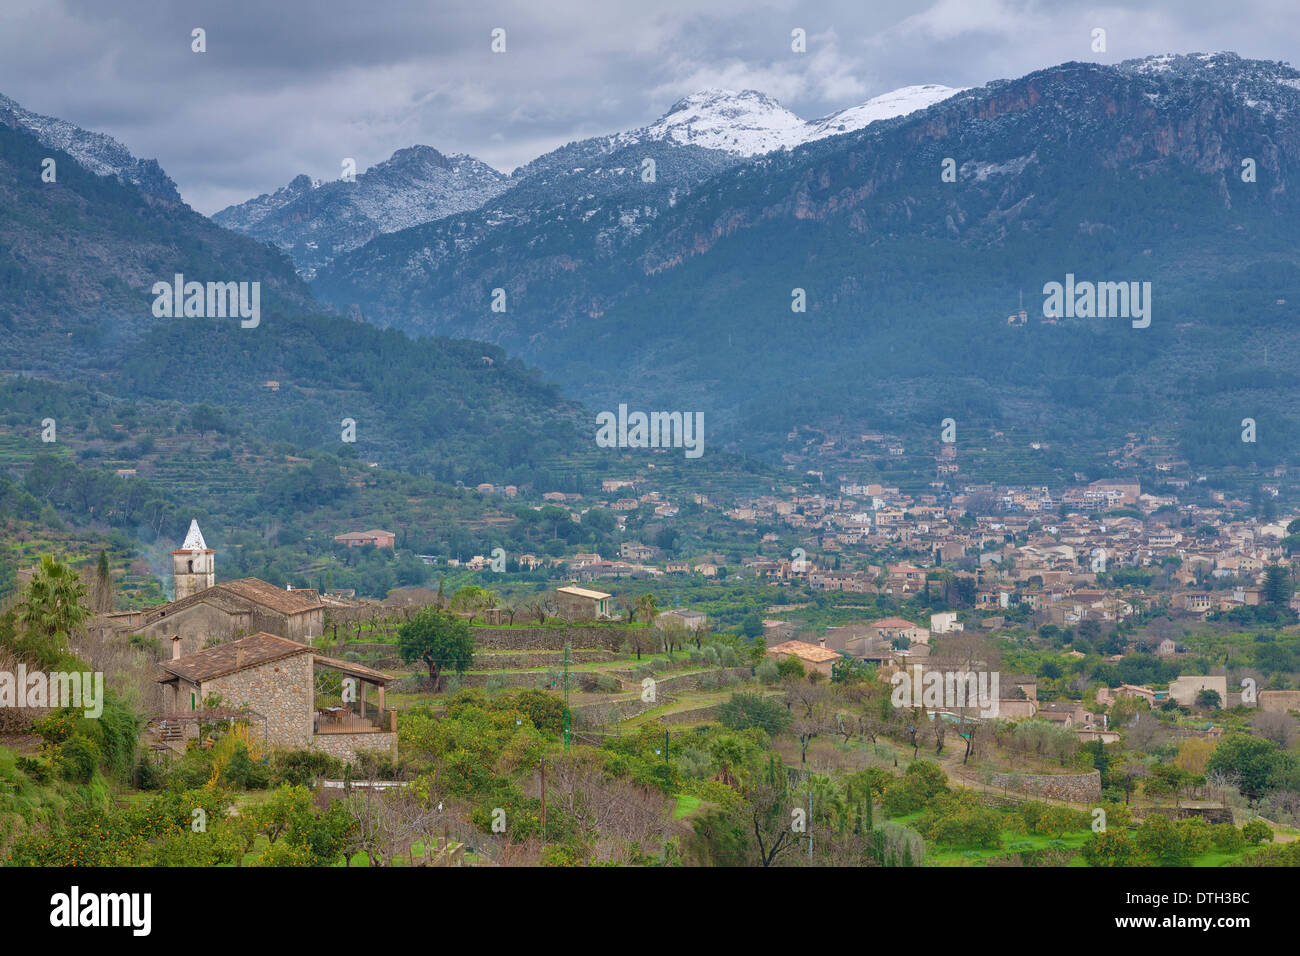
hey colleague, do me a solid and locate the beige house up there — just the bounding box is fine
[766,639,841,678]
[555,585,613,620]
[333,529,396,549]
[871,617,929,646]
[655,608,708,632]
[1168,675,1228,707]
[155,632,396,763]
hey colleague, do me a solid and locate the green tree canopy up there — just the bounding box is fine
[398,606,475,691]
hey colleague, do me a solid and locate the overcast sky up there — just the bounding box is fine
[1,0,1295,214]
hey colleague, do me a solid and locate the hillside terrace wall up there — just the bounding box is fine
[332,644,615,669]
[988,769,1101,803]
[467,626,646,651]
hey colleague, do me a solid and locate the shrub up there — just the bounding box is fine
[57,734,101,784]
[1134,815,1187,866]
[1082,829,1139,867]
[492,690,565,736]
[755,659,780,684]
[15,755,52,783]
[882,761,950,817]
[1211,823,1245,852]
[133,755,166,791]
[776,655,805,681]
[1174,817,1213,857]
[272,749,346,788]
[1242,819,1273,845]
[595,674,619,693]
[716,692,790,736]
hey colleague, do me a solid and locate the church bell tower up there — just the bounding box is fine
[172,518,215,600]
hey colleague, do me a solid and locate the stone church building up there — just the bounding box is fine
[101,520,324,656]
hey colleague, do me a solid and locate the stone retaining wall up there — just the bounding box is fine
[988,769,1101,803]
[468,626,648,651]
[310,731,398,764]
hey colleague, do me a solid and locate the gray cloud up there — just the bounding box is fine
[1,0,1294,213]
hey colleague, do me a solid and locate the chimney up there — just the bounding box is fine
[171,635,182,660]
[236,645,245,668]
[819,637,826,648]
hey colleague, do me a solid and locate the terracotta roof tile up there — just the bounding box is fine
[767,640,842,663]
[156,632,309,684]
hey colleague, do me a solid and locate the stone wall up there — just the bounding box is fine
[468,626,644,651]
[136,602,252,657]
[251,608,322,643]
[203,652,314,749]
[1260,690,1300,713]
[988,769,1101,803]
[657,704,721,725]
[310,731,398,764]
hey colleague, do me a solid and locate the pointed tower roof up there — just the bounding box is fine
[179,519,209,552]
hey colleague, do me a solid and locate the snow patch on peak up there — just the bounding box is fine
[621,83,965,157]
[807,85,965,140]
[0,91,182,202]
[640,89,807,155]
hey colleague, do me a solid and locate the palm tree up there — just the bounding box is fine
[16,555,89,663]
[635,593,660,624]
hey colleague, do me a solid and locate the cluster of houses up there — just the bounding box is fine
[468,469,1297,637]
[760,607,1293,744]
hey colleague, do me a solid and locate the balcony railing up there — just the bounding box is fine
[314,707,396,734]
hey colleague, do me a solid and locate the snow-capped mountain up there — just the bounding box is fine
[213,145,511,278]
[626,89,809,154]
[805,84,965,140]
[220,85,960,276]
[314,50,1300,443]
[597,84,963,156]
[629,84,964,155]
[0,92,181,203]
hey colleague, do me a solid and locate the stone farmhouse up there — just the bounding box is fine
[155,632,397,763]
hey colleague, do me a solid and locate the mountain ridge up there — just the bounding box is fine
[0,92,182,204]
[214,83,962,275]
